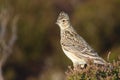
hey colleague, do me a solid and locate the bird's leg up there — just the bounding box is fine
[73,63,78,70]
[73,63,85,70]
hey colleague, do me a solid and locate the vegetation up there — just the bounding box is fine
[66,58,120,80]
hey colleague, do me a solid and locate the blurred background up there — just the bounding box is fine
[0,0,120,80]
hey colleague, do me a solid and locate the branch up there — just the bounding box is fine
[0,9,10,40]
[107,51,111,62]
[0,8,19,80]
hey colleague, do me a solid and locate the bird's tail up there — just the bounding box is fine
[94,57,107,65]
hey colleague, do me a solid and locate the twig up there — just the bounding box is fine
[0,8,18,80]
[0,9,10,40]
[8,15,19,48]
[107,51,111,62]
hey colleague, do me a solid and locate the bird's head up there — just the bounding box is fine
[56,11,71,29]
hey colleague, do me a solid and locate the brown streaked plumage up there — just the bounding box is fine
[56,11,107,68]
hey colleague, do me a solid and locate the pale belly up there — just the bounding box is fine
[62,49,86,65]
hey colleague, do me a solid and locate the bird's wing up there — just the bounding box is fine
[61,33,99,58]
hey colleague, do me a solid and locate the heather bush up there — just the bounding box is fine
[66,57,120,80]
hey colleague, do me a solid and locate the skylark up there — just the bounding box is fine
[56,11,107,68]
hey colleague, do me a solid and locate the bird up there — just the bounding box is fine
[56,11,107,68]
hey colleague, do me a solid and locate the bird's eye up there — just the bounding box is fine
[62,20,65,22]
